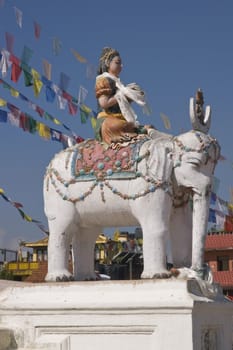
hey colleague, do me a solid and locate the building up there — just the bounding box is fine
[205,231,233,299]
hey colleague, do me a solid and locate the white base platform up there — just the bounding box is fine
[0,279,232,350]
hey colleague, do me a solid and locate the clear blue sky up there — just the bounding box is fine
[0,0,232,250]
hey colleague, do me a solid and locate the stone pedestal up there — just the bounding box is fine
[0,279,232,350]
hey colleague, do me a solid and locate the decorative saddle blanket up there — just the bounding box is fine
[69,137,150,181]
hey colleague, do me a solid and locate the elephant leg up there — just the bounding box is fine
[170,202,192,268]
[45,201,75,282]
[72,226,100,281]
[139,191,172,279]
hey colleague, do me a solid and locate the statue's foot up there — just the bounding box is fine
[75,272,98,281]
[141,270,172,279]
[45,270,74,282]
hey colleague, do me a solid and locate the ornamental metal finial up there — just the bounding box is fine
[189,88,211,134]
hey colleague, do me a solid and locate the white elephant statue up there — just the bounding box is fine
[44,90,220,282]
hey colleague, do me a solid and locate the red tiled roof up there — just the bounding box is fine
[205,233,233,250]
[213,271,233,287]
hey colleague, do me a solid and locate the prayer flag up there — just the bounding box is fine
[91,117,97,129]
[10,54,22,82]
[0,109,7,122]
[17,208,32,222]
[78,85,88,104]
[160,112,171,129]
[10,88,19,97]
[59,72,70,91]
[37,122,51,139]
[21,46,33,64]
[52,37,62,56]
[34,21,41,39]
[13,7,23,28]
[31,68,43,97]
[0,49,11,77]
[0,98,6,106]
[50,128,62,142]
[215,210,225,230]
[212,176,220,194]
[5,32,14,53]
[208,208,216,223]
[86,63,96,79]
[42,59,51,80]
[71,48,87,63]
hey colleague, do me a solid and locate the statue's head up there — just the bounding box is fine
[97,47,121,75]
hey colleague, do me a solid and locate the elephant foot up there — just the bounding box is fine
[56,275,74,282]
[141,270,172,279]
[45,270,74,282]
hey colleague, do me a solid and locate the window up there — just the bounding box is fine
[217,256,229,271]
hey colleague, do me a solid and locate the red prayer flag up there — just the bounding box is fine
[34,21,41,39]
[10,54,22,82]
[5,32,14,53]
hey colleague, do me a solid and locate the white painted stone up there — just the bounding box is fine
[43,99,220,282]
[0,279,232,350]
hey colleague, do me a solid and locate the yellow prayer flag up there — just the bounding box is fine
[10,88,19,97]
[24,214,32,222]
[53,118,61,125]
[71,48,87,63]
[31,68,43,97]
[81,104,91,114]
[91,117,97,129]
[37,122,51,140]
[0,98,6,106]
[228,203,233,211]
[0,188,5,194]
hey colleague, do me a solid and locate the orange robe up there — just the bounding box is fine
[95,76,138,145]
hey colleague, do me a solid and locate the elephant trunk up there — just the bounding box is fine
[191,186,211,274]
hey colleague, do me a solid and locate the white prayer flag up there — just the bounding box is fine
[14,7,23,28]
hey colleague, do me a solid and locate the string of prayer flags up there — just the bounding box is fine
[0,84,76,136]
[0,187,49,235]
[71,48,87,63]
[160,112,171,129]
[0,49,97,126]
[52,37,62,56]
[33,21,41,39]
[0,107,67,144]
[5,32,14,53]
[13,7,23,28]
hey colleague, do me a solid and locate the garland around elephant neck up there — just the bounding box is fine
[173,130,219,168]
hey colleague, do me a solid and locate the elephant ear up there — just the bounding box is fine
[146,138,173,182]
